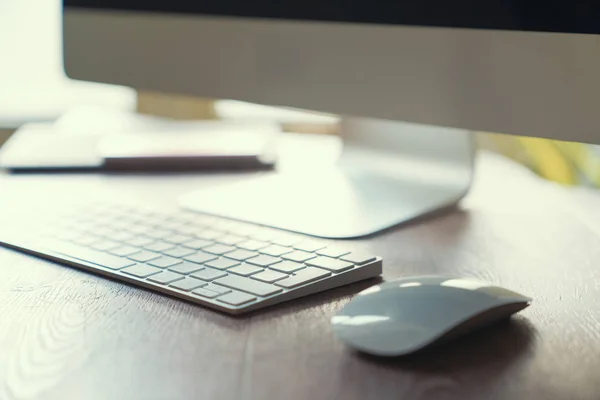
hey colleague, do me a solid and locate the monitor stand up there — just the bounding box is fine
[179,117,475,239]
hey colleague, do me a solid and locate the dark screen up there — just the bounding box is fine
[64,1,600,35]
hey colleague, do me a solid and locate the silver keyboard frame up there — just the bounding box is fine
[0,224,382,314]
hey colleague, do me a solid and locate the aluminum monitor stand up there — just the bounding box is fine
[179,117,475,239]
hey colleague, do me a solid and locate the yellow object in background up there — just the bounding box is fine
[477,132,600,188]
[517,136,577,186]
[553,141,600,187]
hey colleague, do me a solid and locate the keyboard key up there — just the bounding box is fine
[165,211,191,223]
[90,240,121,252]
[259,245,294,257]
[162,221,187,231]
[195,229,224,240]
[162,211,188,222]
[169,277,206,292]
[306,256,354,273]
[127,225,154,236]
[246,254,281,267]
[163,246,196,258]
[72,234,101,246]
[128,251,161,263]
[174,224,199,236]
[121,264,162,278]
[112,221,134,231]
[109,245,141,257]
[203,244,236,255]
[237,240,269,251]
[270,261,306,273]
[144,241,175,252]
[46,239,135,270]
[191,268,227,281]
[184,251,218,264]
[135,207,158,216]
[168,262,205,275]
[148,256,182,268]
[218,234,245,245]
[205,258,240,270]
[214,275,282,297]
[218,291,257,306]
[125,236,154,247]
[275,267,332,289]
[149,217,173,227]
[225,249,259,261]
[148,271,185,285]
[340,252,377,265]
[192,287,221,299]
[182,239,214,250]
[229,264,264,277]
[163,234,194,244]
[294,241,326,252]
[94,227,120,237]
[144,229,172,239]
[282,251,317,263]
[191,215,219,227]
[252,270,288,283]
[316,247,351,258]
[203,284,232,295]
[152,210,174,219]
[111,231,135,242]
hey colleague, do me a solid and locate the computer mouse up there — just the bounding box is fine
[331,276,531,357]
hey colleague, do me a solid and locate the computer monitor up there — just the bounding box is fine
[62,2,600,238]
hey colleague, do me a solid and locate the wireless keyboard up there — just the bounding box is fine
[0,201,382,314]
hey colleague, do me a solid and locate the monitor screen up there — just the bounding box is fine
[65,1,600,35]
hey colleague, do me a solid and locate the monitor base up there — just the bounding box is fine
[179,117,475,239]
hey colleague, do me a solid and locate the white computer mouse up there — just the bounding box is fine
[331,276,531,357]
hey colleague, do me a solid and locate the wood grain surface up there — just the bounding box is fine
[0,130,14,148]
[1,149,600,400]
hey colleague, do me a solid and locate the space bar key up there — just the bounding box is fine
[214,275,282,297]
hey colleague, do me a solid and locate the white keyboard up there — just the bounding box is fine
[0,201,382,314]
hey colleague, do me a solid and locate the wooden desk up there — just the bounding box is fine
[0,129,14,148]
[1,149,599,400]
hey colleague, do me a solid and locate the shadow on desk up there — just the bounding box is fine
[338,204,471,244]
[357,316,537,373]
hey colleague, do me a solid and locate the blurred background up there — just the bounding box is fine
[2,0,599,187]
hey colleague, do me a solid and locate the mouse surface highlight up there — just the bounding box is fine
[332,276,531,357]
